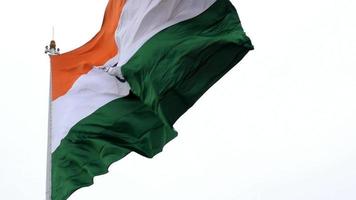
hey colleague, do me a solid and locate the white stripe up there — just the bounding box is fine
[106,0,216,77]
[51,69,130,152]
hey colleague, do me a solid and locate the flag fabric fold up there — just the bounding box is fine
[121,0,253,126]
[49,0,253,199]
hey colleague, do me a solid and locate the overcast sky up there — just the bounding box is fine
[0,0,356,199]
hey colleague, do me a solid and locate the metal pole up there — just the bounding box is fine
[46,60,52,200]
[45,34,60,200]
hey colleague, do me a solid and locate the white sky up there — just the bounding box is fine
[0,0,356,199]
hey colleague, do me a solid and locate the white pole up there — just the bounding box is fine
[45,26,59,200]
[46,58,52,200]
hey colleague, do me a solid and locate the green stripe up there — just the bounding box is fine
[122,0,253,126]
[52,93,177,200]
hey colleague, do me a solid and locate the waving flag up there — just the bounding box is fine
[48,0,253,199]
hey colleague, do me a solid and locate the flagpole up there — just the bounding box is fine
[45,28,60,200]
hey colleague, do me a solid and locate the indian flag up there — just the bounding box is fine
[48,0,253,199]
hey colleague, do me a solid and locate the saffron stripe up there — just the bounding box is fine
[50,0,126,100]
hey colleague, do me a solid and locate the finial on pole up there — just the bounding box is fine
[52,26,55,41]
[45,26,60,55]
